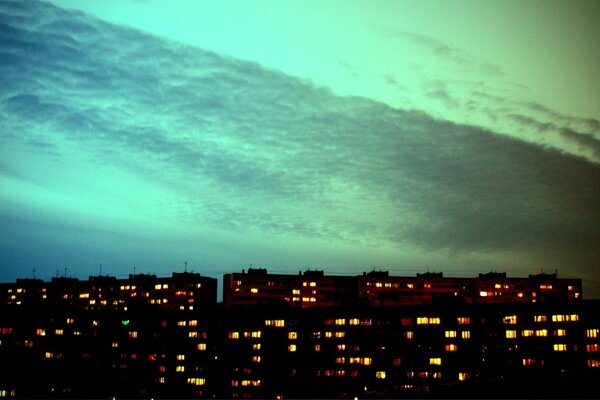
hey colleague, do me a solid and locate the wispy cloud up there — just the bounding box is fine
[1,1,599,288]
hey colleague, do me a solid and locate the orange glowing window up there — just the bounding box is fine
[445,344,458,352]
[553,344,567,352]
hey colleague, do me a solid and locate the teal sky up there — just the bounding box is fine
[1,0,599,297]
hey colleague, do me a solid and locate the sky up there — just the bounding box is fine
[1,0,599,298]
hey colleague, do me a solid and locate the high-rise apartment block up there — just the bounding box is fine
[0,269,596,399]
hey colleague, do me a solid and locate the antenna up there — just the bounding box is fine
[64,267,67,278]
[32,267,36,279]
[99,264,103,276]
[184,261,188,273]
[133,266,136,277]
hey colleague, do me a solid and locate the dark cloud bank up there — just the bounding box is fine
[1,1,599,294]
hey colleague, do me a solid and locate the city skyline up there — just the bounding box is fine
[1,1,599,298]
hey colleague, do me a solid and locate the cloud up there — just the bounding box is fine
[1,1,599,290]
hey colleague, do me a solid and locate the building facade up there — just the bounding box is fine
[0,270,596,399]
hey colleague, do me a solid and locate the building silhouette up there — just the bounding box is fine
[0,269,597,399]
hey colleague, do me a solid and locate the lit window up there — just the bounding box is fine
[288,332,298,340]
[461,331,470,339]
[112,342,118,348]
[292,289,300,295]
[393,358,401,366]
[335,357,345,364]
[197,343,207,351]
[229,332,239,339]
[129,331,138,339]
[250,288,258,294]
[349,318,360,325]
[177,354,185,361]
[187,377,205,386]
[405,331,414,339]
[251,331,261,338]
[55,329,63,335]
[309,282,316,287]
[555,329,566,337]
[79,293,89,299]
[522,358,535,366]
[417,317,440,324]
[553,344,567,352]
[335,319,345,326]
[588,360,600,368]
[313,344,321,352]
[522,330,534,337]
[503,315,517,324]
[375,371,386,379]
[189,320,198,327]
[424,283,431,289]
[568,314,579,322]
[534,315,547,323]
[540,284,553,290]
[252,343,261,350]
[162,284,168,289]
[586,344,600,353]
[445,344,458,352]
[505,330,517,339]
[252,355,261,363]
[265,319,285,327]
[430,358,442,365]
[407,283,414,289]
[288,344,297,352]
[536,329,548,337]
[154,284,162,290]
[458,372,469,381]
[189,332,198,338]
[479,291,489,297]
[45,352,54,359]
[586,329,599,338]
[176,365,185,372]
[552,315,566,322]
[337,344,346,351]
[36,329,45,336]
[335,331,345,338]
[445,331,457,338]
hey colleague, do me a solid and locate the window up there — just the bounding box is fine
[505,330,517,339]
[252,356,261,363]
[461,331,471,339]
[536,329,548,337]
[522,330,534,337]
[417,317,440,325]
[288,344,297,352]
[252,343,261,351]
[335,331,345,338]
[445,344,458,352]
[55,329,63,335]
[375,371,386,379]
[534,315,547,323]
[177,354,185,361]
[586,344,599,353]
[553,344,567,352]
[503,315,517,324]
[265,320,285,327]
[288,332,297,340]
[552,315,566,322]
[445,331,457,338]
[129,331,138,339]
[187,377,205,386]
[335,357,345,364]
[335,319,345,325]
[250,288,258,294]
[555,329,567,337]
[313,344,321,352]
[522,358,535,366]
[36,328,45,336]
[458,372,469,381]
[176,365,185,372]
[430,358,442,365]
[405,331,414,339]
[586,329,599,338]
[229,332,239,339]
[588,360,600,368]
